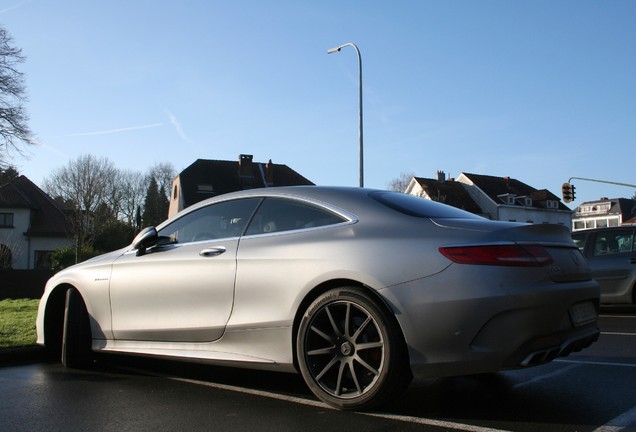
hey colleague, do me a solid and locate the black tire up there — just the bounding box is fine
[296,287,412,410]
[61,289,93,369]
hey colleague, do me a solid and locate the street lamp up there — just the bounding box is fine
[327,43,364,188]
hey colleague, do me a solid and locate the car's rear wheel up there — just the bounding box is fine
[296,287,411,410]
[61,288,93,369]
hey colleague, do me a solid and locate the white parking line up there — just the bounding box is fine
[592,406,636,432]
[555,358,636,368]
[602,332,636,336]
[123,363,632,432]
[168,375,512,432]
[364,412,512,432]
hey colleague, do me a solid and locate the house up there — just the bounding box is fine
[168,154,314,217]
[406,171,572,226]
[0,175,73,269]
[571,197,636,231]
[405,171,483,215]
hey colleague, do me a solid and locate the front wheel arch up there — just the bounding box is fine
[61,287,93,368]
[42,284,74,359]
[42,285,92,367]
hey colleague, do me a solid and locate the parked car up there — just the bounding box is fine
[37,186,600,410]
[571,226,636,304]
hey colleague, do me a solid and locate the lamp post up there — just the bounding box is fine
[327,43,364,188]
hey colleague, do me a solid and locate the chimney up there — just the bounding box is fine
[265,159,274,185]
[239,154,253,177]
[436,170,446,183]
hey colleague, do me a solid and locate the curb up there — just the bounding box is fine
[0,346,47,365]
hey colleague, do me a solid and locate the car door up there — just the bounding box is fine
[109,198,260,342]
[231,197,353,329]
[584,228,636,303]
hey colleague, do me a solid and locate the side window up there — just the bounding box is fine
[571,233,587,252]
[158,198,260,244]
[245,198,347,236]
[592,229,634,256]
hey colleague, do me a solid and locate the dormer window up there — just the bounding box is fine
[515,196,533,207]
[546,200,558,209]
[497,194,516,205]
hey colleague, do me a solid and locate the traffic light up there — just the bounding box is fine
[562,182,575,203]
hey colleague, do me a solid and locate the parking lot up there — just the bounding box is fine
[1,307,635,432]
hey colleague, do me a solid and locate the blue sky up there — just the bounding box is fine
[2,0,635,207]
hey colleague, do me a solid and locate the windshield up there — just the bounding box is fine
[369,191,484,219]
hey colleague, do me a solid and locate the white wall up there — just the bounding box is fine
[0,208,31,269]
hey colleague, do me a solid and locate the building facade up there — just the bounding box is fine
[406,171,572,227]
[168,154,314,217]
[0,176,73,269]
[571,198,636,231]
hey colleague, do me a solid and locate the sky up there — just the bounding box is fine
[1,0,635,207]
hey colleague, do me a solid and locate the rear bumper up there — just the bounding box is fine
[506,322,599,367]
[380,271,601,378]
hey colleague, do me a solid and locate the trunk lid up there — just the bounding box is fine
[432,218,592,282]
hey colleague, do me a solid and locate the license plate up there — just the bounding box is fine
[569,301,597,326]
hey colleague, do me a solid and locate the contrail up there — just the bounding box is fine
[166,110,190,143]
[67,123,164,137]
[0,0,31,14]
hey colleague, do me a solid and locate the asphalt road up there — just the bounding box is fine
[1,307,635,432]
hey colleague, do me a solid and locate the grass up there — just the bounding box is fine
[0,299,39,348]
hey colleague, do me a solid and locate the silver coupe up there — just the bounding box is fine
[37,186,600,410]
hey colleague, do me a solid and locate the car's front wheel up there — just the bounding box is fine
[296,287,411,410]
[61,288,93,369]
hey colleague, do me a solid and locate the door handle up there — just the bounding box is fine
[199,247,226,257]
[629,257,636,264]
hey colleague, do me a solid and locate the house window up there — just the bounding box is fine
[516,197,533,206]
[546,200,558,209]
[498,194,516,205]
[197,184,215,194]
[573,221,585,230]
[0,213,14,228]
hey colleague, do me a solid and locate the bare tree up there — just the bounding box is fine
[118,169,146,226]
[148,162,176,202]
[0,27,35,165]
[386,172,416,193]
[43,154,118,249]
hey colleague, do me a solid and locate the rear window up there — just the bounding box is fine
[369,191,483,219]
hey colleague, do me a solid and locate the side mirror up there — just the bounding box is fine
[132,227,158,256]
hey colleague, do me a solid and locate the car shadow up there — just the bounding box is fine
[92,353,635,430]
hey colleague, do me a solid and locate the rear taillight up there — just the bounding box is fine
[439,244,553,267]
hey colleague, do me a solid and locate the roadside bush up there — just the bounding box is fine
[50,246,98,271]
